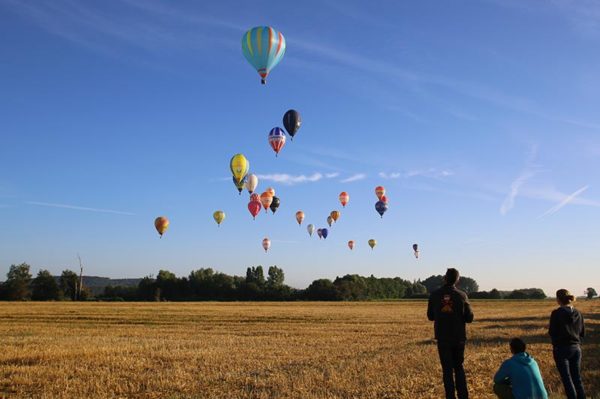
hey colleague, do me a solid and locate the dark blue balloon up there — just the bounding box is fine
[321,228,329,239]
[375,201,388,218]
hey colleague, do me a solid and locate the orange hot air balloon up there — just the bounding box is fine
[339,192,349,207]
[380,195,388,204]
[154,216,169,238]
[348,240,355,250]
[260,192,273,212]
[375,186,386,200]
[330,210,340,223]
[266,187,275,197]
[295,211,305,225]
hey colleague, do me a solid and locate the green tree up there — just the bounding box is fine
[586,287,597,299]
[60,269,79,301]
[31,270,61,300]
[4,263,32,300]
[267,266,285,288]
[304,279,338,300]
[245,266,265,287]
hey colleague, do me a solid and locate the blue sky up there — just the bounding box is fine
[1,0,599,296]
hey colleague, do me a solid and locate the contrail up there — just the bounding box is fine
[27,201,134,215]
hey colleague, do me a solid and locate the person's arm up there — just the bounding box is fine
[493,360,511,384]
[548,311,557,338]
[580,313,585,339]
[427,293,435,321]
[463,294,474,323]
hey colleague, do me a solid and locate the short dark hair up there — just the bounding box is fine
[445,268,460,285]
[510,338,526,353]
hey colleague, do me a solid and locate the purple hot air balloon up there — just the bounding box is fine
[321,228,329,239]
[375,201,388,218]
[317,228,323,239]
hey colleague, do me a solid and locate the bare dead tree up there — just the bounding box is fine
[77,254,84,301]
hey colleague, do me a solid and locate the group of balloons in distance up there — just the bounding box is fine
[153,26,420,258]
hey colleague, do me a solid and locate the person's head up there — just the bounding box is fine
[509,338,526,354]
[444,268,460,286]
[556,289,575,306]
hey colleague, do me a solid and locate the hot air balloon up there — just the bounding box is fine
[230,154,249,184]
[375,201,388,218]
[368,239,377,250]
[248,201,261,220]
[327,216,334,227]
[330,210,340,223]
[283,109,301,140]
[339,192,349,207]
[380,195,388,204]
[321,228,329,239]
[375,186,385,200]
[266,187,276,197]
[307,224,315,237]
[296,211,305,225]
[241,26,286,84]
[213,211,225,227]
[270,196,280,214]
[262,238,271,252]
[413,244,419,259]
[348,240,355,250]
[154,216,169,238]
[268,127,286,157]
[233,175,247,195]
[245,174,258,194]
[317,228,323,239]
[260,192,273,212]
[250,193,260,203]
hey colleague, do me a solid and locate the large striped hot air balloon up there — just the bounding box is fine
[242,26,286,84]
[268,127,286,157]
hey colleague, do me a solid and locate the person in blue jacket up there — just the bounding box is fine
[493,338,548,399]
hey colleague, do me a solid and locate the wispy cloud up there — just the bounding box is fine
[340,173,366,183]
[256,173,338,186]
[500,145,540,215]
[539,185,591,218]
[27,201,134,215]
[379,169,454,180]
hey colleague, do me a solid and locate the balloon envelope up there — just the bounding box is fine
[330,210,340,222]
[317,228,323,239]
[327,216,333,227]
[268,127,286,156]
[266,187,275,197]
[245,174,258,194]
[368,239,377,249]
[339,192,349,207]
[241,26,286,84]
[380,195,388,204]
[412,244,418,251]
[230,154,249,184]
[375,186,385,200]
[348,240,354,250]
[375,201,388,218]
[296,211,305,225]
[321,228,329,239]
[260,192,273,211]
[250,193,260,203]
[270,196,280,214]
[233,175,247,194]
[283,109,301,140]
[213,211,225,226]
[307,224,315,236]
[262,238,271,252]
[154,216,169,237]
[248,201,261,219]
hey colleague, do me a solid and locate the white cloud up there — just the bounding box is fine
[257,173,337,185]
[325,173,340,178]
[340,173,366,183]
[379,169,454,180]
[539,185,593,217]
[27,201,134,215]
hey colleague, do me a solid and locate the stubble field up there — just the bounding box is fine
[0,301,598,399]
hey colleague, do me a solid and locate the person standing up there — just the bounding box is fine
[549,289,586,399]
[427,268,474,399]
[493,338,548,399]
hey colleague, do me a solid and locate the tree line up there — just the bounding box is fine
[2,263,595,302]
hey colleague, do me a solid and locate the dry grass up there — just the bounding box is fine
[0,301,597,399]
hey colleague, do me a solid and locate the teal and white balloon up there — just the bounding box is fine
[242,26,286,84]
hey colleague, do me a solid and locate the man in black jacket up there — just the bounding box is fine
[427,268,474,399]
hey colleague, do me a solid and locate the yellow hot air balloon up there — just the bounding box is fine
[295,211,305,225]
[368,239,377,250]
[154,216,169,238]
[330,210,340,223]
[230,154,249,184]
[213,211,225,226]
